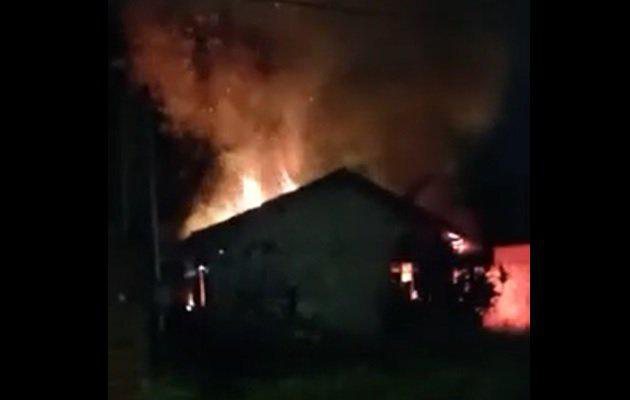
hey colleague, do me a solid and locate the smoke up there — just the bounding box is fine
[122,0,509,238]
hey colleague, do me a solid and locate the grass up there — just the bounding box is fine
[108,305,147,400]
[109,304,528,400]
[137,335,528,400]
[236,364,526,400]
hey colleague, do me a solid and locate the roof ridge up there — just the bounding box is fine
[185,167,458,242]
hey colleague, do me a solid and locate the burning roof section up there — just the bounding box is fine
[185,168,457,243]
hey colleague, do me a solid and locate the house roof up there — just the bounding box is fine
[183,168,461,248]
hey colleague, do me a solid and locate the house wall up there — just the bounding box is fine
[192,185,439,335]
[482,244,530,332]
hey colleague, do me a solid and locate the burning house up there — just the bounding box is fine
[117,2,528,340]
[169,169,490,337]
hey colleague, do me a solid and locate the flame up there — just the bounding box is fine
[182,168,298,236]
[240,175,264,209]
[483,244,530,332]
[122,3,508,239]
[400,262,413,283]
[390,261,418,301]
[280,168,298,192]
[443,231,478,255]
[185,292,195,312]
[122,5,317,238]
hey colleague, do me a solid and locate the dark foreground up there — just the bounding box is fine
[154,340,527,400]
[109,307,529,400]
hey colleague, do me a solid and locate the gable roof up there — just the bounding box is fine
[183,168,461,247]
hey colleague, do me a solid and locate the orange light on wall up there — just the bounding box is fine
[483,244,530,332]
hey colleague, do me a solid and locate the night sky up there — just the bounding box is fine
[460,0,529,243]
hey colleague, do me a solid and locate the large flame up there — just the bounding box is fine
[183,167,299,235]
[123,4,317,237]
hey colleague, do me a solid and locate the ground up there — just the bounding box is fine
[143,347,529,400]
[108,304,147,400]
[108,306,529,400]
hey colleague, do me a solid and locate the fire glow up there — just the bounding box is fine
[443,231,477,255]
[183,170,299,236]
[123,5,312,238]
[483,244,530,332]
[390,261,418,301]
[122,2,508,239]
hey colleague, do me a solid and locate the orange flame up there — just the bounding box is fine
[182,167,298,236]
[122,3,508,239]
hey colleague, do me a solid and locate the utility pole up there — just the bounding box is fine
[119,95,130,238]
[147,127,161,285]
[145,105,168,339]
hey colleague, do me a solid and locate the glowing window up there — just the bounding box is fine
[390,261,419,301]
[401,262,413,283]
